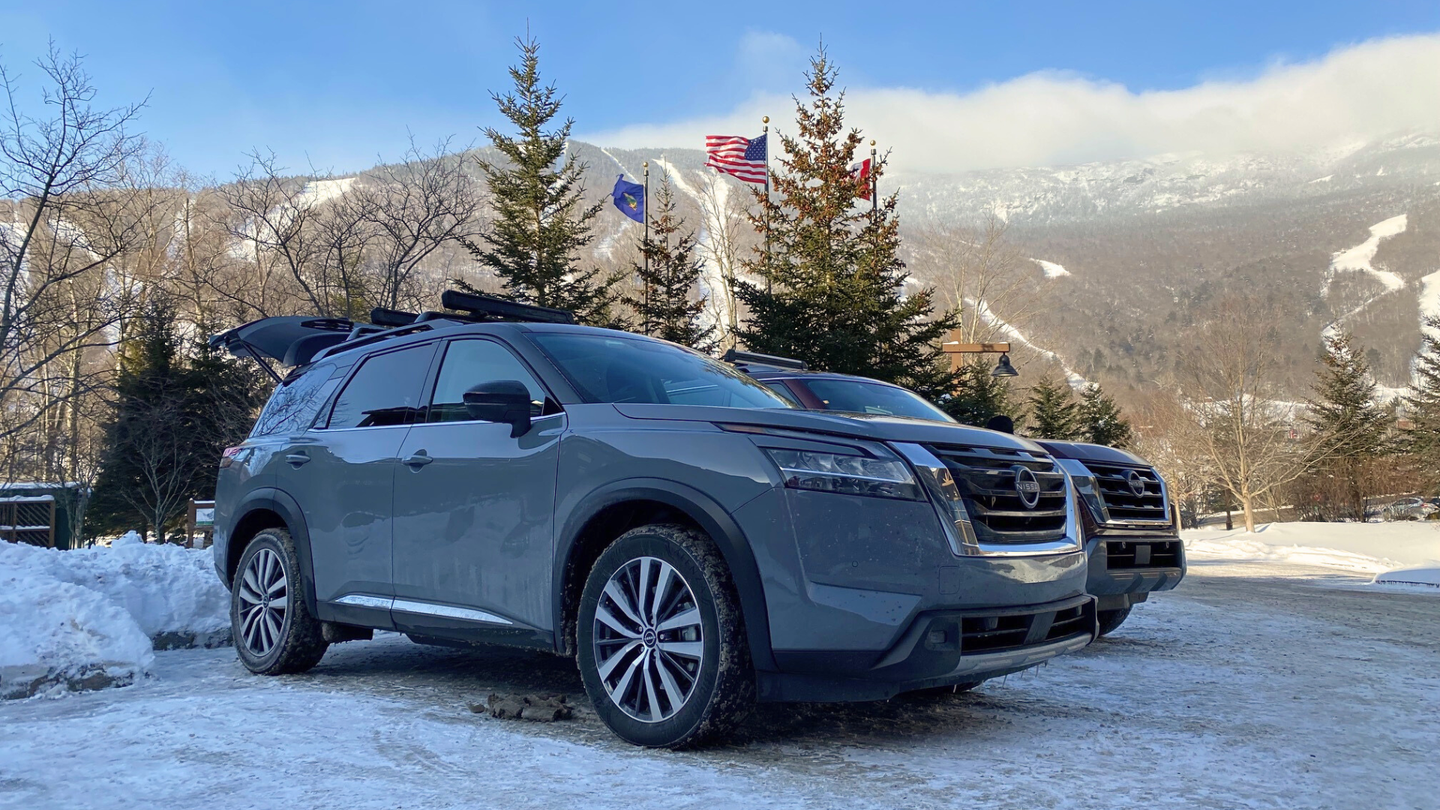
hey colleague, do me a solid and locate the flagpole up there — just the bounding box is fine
[642,160,650,329]
[763,115,771,294]
[869,139,877,222]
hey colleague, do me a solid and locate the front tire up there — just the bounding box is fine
[231,528,328,675]
[577,524,755,748]
[1097,606,1132,637]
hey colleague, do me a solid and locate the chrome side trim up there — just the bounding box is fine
[334,594,393,610]
[331,594,515,626]
[391,598,513,626]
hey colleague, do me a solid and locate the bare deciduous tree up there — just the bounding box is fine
[909,213,1046,344]
[1177,298,1328,532]
[0,46,148,465]
[360,137,481,312]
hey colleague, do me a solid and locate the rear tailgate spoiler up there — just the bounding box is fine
[209,317,354,381]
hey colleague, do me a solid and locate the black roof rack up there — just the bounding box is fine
[722,348,808,372]
[215,290,578,376]
[440,289,576,324]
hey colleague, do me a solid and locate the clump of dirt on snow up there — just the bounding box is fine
[471,693,574,722]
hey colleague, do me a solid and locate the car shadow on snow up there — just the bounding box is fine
[295,632,1085,750]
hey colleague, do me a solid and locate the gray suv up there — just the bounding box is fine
[734,355,1184,639]
[210,292,1095,747]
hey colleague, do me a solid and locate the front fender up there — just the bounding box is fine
[554,478,777,672]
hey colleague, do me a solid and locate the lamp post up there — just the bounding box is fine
[942,332,1018,378]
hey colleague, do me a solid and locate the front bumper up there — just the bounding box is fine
[1085,533,1186,610]
[758,594,1097,702]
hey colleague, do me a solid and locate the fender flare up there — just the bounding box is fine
[554,478,777,672]
[227,487,319,615]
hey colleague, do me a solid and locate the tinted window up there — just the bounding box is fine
[328,344,434,429]
[530,333,790,409]
[800,378,954,422]
[429,339,547,423]
[761,381,802,405]
[251,364,340,437]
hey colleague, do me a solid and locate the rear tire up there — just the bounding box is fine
[577,523,755,748]
[1097,606,1133,638]
[231,528,328,675]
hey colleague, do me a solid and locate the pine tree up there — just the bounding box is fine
[1077,382,1133,447]
[940,362,1017,427]
[91,299,264,543]
[1306,331,1393,517]
[732,47,955,399]
[1407,318,1440,491]
[456,36,618,324]
[623,175,716,351]
[1025,376,1081,440]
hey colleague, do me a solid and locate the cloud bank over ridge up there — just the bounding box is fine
[582,33,1440,173]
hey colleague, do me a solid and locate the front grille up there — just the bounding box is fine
[1084,462,1169,523]
[1107,539,1183,569]
[959,601,1095,653]
[928,444,1069,543]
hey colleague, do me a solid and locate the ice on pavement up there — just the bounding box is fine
[0,534,230,697]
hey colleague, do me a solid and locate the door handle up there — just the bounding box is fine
[285,452,310,467]
[402,452,434,469]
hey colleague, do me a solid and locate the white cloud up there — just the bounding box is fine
[581,33,1440,173]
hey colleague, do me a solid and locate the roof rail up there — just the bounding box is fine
[722,348,808,372]
[440,289,576,324]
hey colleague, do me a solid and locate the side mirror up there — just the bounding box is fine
[463,380,533,437]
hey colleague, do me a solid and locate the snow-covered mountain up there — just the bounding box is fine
[556,131,1440,395]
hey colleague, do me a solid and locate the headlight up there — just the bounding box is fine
[1053,458,1108,522]
[763,448,921,500]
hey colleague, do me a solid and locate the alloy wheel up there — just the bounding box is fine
[592,556,704,723]
[237,547,289,658]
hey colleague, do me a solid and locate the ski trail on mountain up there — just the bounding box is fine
[653,157,739,338]
[1321,214,1407,340]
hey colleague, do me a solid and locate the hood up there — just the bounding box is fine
[611,403,1047,453]
[1034,440,1151,466]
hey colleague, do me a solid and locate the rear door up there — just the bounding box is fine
[391,337,563,640]
[279,342,437,624]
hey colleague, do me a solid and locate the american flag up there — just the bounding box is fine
[705,133,767,184]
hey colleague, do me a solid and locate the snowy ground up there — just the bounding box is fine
[3,528,1437,809]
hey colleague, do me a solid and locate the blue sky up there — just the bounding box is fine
[2,1,1438,177]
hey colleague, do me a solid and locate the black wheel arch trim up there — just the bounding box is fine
[555,478,777,672]
[226,487,319,616]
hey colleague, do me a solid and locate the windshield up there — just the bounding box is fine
[801,378,954,422]
[530,332,793,409]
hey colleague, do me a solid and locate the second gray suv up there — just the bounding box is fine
[210,292,1095,747]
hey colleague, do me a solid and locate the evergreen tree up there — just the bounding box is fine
[91,299,264,543]
[732,47,955,399]
[623,175,716,351]
[456,36,618,324]
[1407,318,1440,492]
[1025,376,1081,440]
[940,362,1018,427]
[1077,382,1133,447]
[1306,331,1393,517]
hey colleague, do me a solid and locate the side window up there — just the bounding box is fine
[328,344,434,429]
[428,339,547,424]
[251,363,340,437]
[762,381,802,406]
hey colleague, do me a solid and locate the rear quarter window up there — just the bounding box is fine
[250,363,341,437]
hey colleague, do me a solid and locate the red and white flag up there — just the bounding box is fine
[849,157,873,201]
[705,134,768,184]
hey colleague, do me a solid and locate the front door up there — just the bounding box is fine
[285,342,436,621]
[391,337,563,641]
